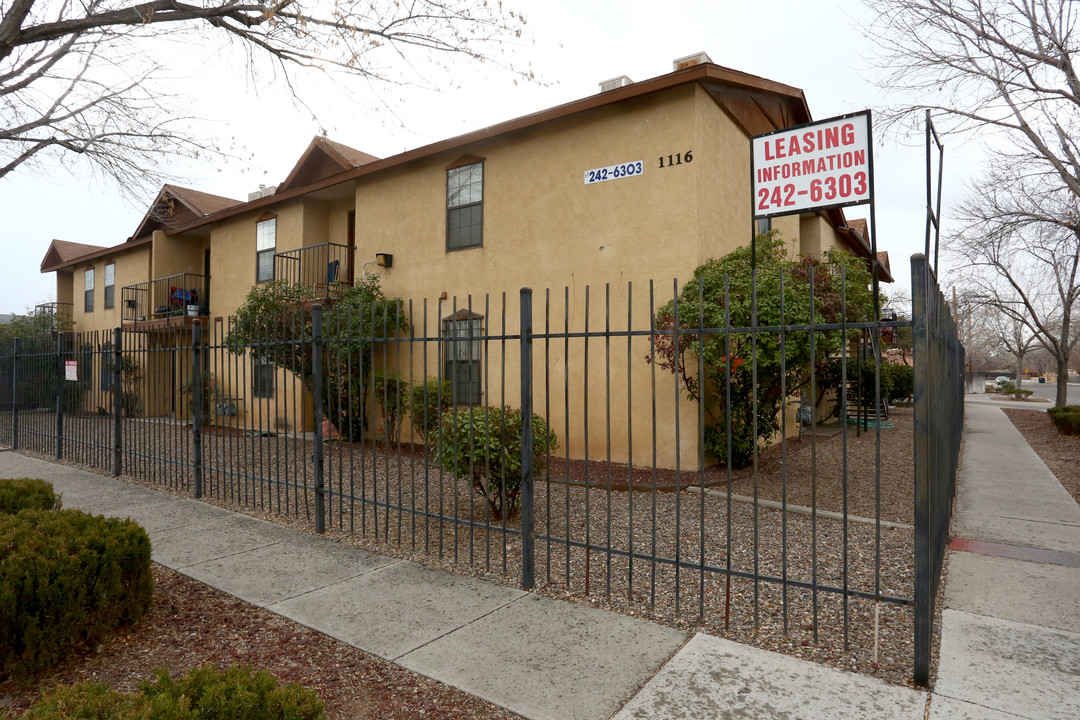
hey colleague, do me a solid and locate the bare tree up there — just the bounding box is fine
[864,0,1080,406]
[0,0,528,193]
[950,177,1079,403]
[987,303,1040,388]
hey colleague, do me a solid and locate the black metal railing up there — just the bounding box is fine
[0,266,959,684]
[121,273,208,324]
[273,243,354,298]
[911,252,964,686]
[33,302,74,332]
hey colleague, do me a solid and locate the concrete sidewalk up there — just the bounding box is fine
[2,395,1077,719]
[930,396,1080,720]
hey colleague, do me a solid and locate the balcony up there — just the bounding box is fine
[274,243,354,300]
[121,273,208,332]
[33,302,73,332]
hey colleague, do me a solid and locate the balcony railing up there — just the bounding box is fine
[121,273,208,325]
[274,242,354,299]
[33,302,73,332]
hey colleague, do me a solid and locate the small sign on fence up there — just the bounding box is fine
[64,360,77,381]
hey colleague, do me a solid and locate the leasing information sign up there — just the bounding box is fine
[751,111,872,219]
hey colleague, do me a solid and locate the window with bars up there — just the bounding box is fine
[256,217,276,283]
[442,314,482,405]
[446,162,483,251]
[253,358,275,398]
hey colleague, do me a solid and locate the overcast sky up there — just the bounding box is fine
[0,0,983,315]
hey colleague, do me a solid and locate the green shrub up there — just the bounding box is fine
[0,509,153,680]
[22,664,326,720]
[434,406,558,519]
[1001,381,1033,400]
[408,377,453,447]
[0,478,60,514]
[374,372,409,444]
[1048,405,1080,435]
[882,363,914,404]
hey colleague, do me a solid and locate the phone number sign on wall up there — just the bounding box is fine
[751,111,872,219]
[584,161,644,185]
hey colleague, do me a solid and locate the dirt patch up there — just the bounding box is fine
[1003,408,1080,505]
[0,565,520,720]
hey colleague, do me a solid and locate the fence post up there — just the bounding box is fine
[113,328,122,476]
[192,320,204,499]
[55,332,63,459]
[12,337,18,450]
[911,253,932,687]
[520,288,535,590]
[312,304,326,533]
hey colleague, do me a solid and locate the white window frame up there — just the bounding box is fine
[104,262,115,309]
[84,267,95,312]
[446,162,484,251]
[256,217,276,283]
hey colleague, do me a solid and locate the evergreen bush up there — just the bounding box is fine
[0,478,60,514]
[0,509,153,680]
[22,664,326,720]
[1048,405,1080,435]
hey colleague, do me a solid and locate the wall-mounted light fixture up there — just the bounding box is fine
[376,253,393,268]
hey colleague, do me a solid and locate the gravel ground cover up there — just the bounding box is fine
[2,405,920,686]
[1003,408,1080,505]
[0,565,520,720]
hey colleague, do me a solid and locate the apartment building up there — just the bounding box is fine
[38,55,890,469]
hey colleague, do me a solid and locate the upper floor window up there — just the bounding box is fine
[256,216,276,283]
[447,161,483,251]
[104,263,115,309]
[84,268,94,312]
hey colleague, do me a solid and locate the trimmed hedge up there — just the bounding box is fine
[1048,405,1080,435]
[0,509,153,680]
[0,478,60,514]
[22,664,326,720]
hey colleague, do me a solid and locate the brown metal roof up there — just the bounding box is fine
[40,237,150,274]
[278,136,380,192]
[129,184,242,241]
[40,239,108,273]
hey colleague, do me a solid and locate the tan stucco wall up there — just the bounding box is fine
[68,246,152,334]
[56,271,73,306]
[348,84,784,470]
[151,230,207,280]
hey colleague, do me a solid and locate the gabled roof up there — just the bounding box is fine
[40,239,108,273]
[277,136,379,192]
[129,183,241,240]
[173,62,814,235]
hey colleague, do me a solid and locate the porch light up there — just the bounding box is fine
[376,253,393,268]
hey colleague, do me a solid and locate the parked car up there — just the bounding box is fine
[995,376,1011,386]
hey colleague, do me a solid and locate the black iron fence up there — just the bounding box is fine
[0,259,962,685]
[274,243,354,298]
[911,253,964,686]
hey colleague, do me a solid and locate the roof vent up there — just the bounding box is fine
[599,75,633,93]
[672,52,712,71]
[247,184,278,202]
